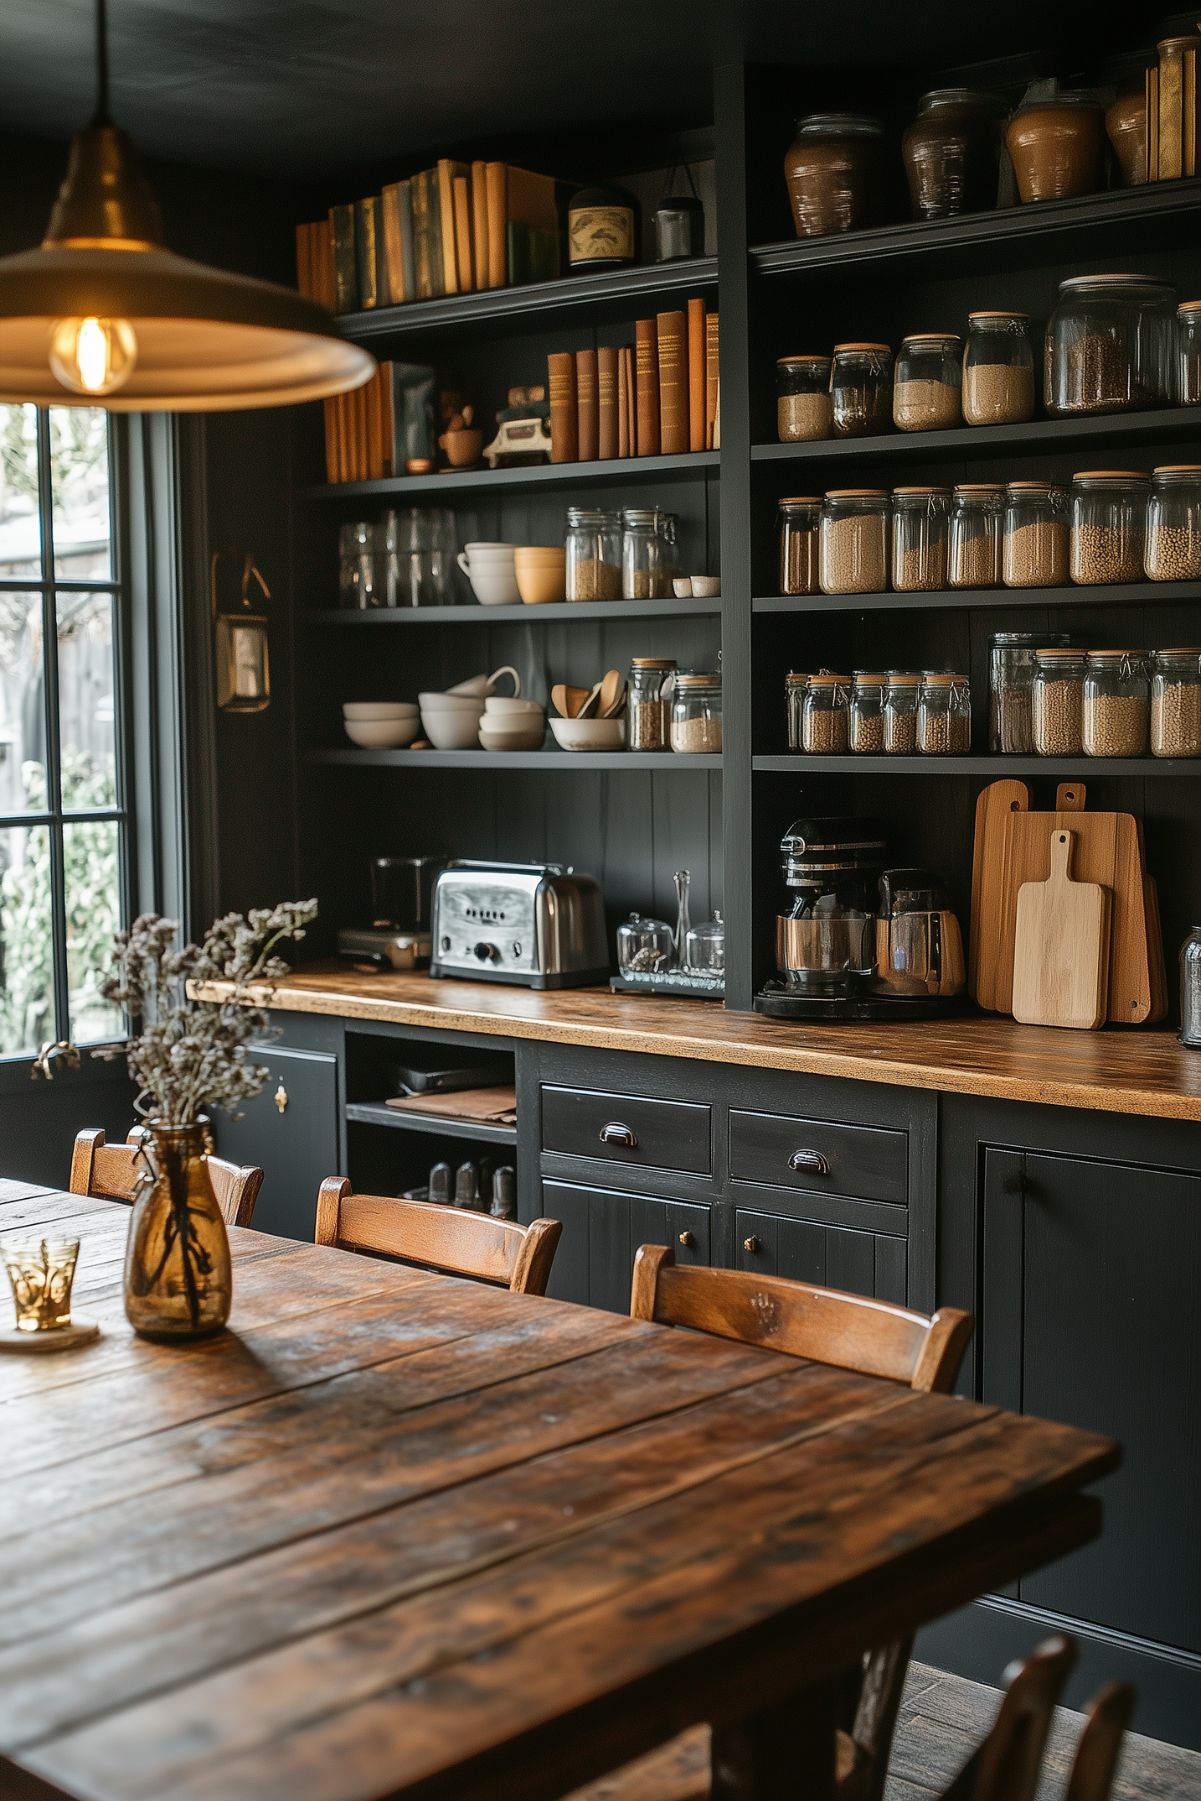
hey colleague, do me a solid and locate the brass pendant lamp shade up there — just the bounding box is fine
[0,2,374,410]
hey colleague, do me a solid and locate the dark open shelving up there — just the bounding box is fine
[345,1101,517,1147]
[751,408,1201,469]
[306,596,723,626]
[306,449,719,501]
[753,581,1198,614]
[309,748,723,771]
[752,756,1201,777]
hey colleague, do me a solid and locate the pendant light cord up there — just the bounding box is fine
[94,0,111,123]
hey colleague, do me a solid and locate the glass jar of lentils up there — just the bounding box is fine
[962,310,1035,424]
[565,507,622,602]
[802,673,850,753]
[883,671,922,754]
[779,496,822,594]
[849,672,887,753]
[1068,470,1149,585]
[627,657,676,751]
[1145,465,1201,581]
[830,342,893,437]
[1002,481,1068,587]
[1083,650,1150,757]
[892,486,950,590]
[991,630,1071,753]
[893,332,962,431]
[1179,301,1201,405]
[1151,647,1201,758]
[776,355,833,441]
[948,483,1004,588]
[1032,648,1086,756]
[785,671,810,748]
[917,673,971,754]
[671,672,722,753]
[819,489,890,594]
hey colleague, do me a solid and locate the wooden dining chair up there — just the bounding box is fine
[69,1127,264,1229]
[1064,1681,1137,1801]
[563,1246,973,1801]
[314,1177,562,1296]
[941,1634,1076,1801]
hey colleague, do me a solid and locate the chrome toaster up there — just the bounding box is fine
[430,860,609,989]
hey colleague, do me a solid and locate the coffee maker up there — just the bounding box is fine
[336,856,441,969]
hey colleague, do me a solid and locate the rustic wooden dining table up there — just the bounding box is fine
[0,1178,1117,1801]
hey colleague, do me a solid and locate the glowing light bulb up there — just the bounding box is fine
[48,315,138,397]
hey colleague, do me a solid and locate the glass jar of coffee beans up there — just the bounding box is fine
[1082,650,1150,757]
[1145,465,1201,581]
[949,483,1004,588]
[849,672,887,753]
[830,343,893,437]
[883,671,922,754]
[962,311,1035,424]
[776,355,833,441]
[917,673,971,754]
[1045,273,1176,416]
[819,489,890,594]
[1032,648,1086,756]
[892,486,950,590]
[1003,481,1068,587]
[1069,470,1149,585]
[1151,647,1201,758]
[802,672,850,753]
[893,332,962,431]
[779,496,822,594]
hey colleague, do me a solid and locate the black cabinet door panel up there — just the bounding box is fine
[212,1044,339,1244]
[730,1109,907,1205]
[542,1086,711,1176]
[735,1208,907,1305]
[542,1180,712,1314]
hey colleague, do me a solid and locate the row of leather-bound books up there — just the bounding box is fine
[546,300,719,463]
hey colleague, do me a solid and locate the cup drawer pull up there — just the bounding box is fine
[787,1148,830,1176]
[599,1122,639,1149]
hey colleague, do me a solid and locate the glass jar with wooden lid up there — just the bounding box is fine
[776,355,833,441]
[1002,481,1068,588]
[670,672,722,753]
[1068,470,1149,585]
[627,657,676,751]
[779,496,822,595]
[917,673,971,755]
[891,486,950,591]
[1151,648,1201,758]
[1045,273,1176,417]
[783,113,886,239]
[1145,465,1201,581]
[1032,648,1086,756]
[1178,302,1201,406]
[565,507,622,602]
[883,672,922,754]
[901,88,1006,220]
[785,672,810,749]
[962,312,1035,424]
[830,342,892,437]
[1005,93,1104,203]
[949,483,1004,587]
[802,673,850,754]
[849,672,887,753]
[992,631,1071,753]
[819,489,890,595]
[1083,650,1150,757]
[893,333,962,431]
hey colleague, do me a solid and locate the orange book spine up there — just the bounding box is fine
[485,163,506,289]
[687,298,706,453]
[635,318,659,458]
[704,311,720,450]
[617,348,629,458]
[597,346,619,460]
[453,175,474,292]
[624,346,635,455]
[547,351,578,464]
[656,310,687,456]
[575,348,598,462]
[470,161,489,289]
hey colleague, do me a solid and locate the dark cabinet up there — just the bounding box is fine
[729,1109,907,1205]
[541,1178,711,1314]
[541,1085,712,1177]
[735,1206,907,1305]
[212,1042,341,1242]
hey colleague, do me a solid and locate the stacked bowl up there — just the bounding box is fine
[514,545,566,606]
[343,701,420,748]
[479,696,547,752]
[456,543,519,607]
[418,667,523,749]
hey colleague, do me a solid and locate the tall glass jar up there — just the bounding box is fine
[1145,465,1201,581]
[1179,301,1201,405]
[1032,648,1086,756]
[949,483,1004,587]
[819,489,890,594]
[622,508,676,599]
[1083,650,1150,757]
[627,657,675,751]
[124,1122,232,1341]
[991,631,1071,753]
[777,355,833,441]
[849,672,887,753]
[900,88,1005,219]
[565,507,621,602]
[786,672,810,749]
[892,487,950,591]
[779,496,822,595]
[783,113,886,238]
[802,673,850,753]
[893,333,962,432]
[670,673,722,753]
[917,673,971,754]
[830,343,893,437]
[1151,648,1201,758]
[962,311,1035,424]
[1068,471,1149,585]
[883,672,921,754]
[1181,926,1201,1048]
[1003,482,1068,588]
[1045,273,1177,417]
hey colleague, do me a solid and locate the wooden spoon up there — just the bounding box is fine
[599,670,627,718]
[551,683,589,719]
[576,680,604,720]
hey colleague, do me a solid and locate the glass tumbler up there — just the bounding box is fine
[339,521,380,609]
[3,1236,80,1331]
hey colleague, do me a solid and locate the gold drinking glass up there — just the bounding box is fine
[3,1237,81,1332]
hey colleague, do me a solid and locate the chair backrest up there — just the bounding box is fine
[1064,1683,1136,1801]
[942,1636,1077,1801]
[629,1245,973,1393]
[315,1177,562,1296]
[69,1127,263,1229]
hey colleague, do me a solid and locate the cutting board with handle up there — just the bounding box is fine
[969,778,1029,1009]
[1012,828,1111,1030]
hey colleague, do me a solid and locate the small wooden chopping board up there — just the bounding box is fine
[969,778,1029,1009]
[1012,829,1111,1030]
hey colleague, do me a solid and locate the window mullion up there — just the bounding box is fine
[36,410,70,1041]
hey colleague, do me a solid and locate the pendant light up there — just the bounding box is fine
[0,0,374,410]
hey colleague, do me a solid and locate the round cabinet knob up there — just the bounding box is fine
[743,1234,760,1254]
[474,942,499,963]
[677,1230,694,1247]
[273,1083,289,1115]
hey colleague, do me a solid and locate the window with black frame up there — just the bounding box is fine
[0,405,127,1060]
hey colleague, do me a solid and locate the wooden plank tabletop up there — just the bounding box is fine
[198,962,1201,1123]
[0,1189,1117,1801]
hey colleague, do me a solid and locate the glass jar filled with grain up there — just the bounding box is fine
[1083,650,1150,757]
[670,672,722,753]
[883,671,922,754]
[1151,648,1201,758]
[1145,465,1201,581]
[830,343,893,437]
[802,672,850,753]
[893,333,962,431]
[1032,648,1086,756]
[1069,470,1148,585]
[849,672,887,753]
[948,483,1004,588]
[1003,481,1068,587]
[786,672,810,749]
[1179,301,1201,405]
[777,355,833,441]
[779,496,822,595]
[1045,273,1176,417]
[962,311,1035,424]
[565,507,622,602]
[621,508,677,600]
[892,486,951,591]
[917,673,971,754]
[627,657,676,751]
[819,489,890,594]
[991,631,1071,753]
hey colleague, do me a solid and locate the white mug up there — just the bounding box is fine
[457,549,520,606]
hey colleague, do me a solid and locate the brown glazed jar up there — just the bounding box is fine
[901,89,1006,219]
[1106,86,1148,187]
[1006,93,1105,203]
[784,113,886,238]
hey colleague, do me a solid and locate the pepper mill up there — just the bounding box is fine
[673,868,692,963]
[490,1165,516,1220]
[428,1161,452,1205]
[454,1161,478,1210]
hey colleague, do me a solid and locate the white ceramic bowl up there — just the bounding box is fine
[549,717,626,752]
[344,717,420,749]
[691,575,721,598]
[342,701,419,720]
[418,691,489,711]
[484,696,545,719]
[672,577,693,597]
[421,706,485,750]
[479,726,546,753]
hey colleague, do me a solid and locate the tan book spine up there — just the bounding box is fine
[617,348,629,458]
[575,348,599,462]
[1147,65,1160,181]
[365,366,383,481]
[314,218,335,311]
[485,163,507,289]
[656,310,688,456]
[704,311,720,450]
[470,161,489,289]
[597,346,619,460]
[687,298,706,453]
[436,160,459,294]
[634,319,659,458]
[1159,38,1184,181]
[380,185,404,304]
[625,346,636,455]
[1185,44,1198,178]
[547,351,578,464]
[453,176,474,292]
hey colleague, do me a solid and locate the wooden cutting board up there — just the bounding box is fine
[969,778,1029,1009]
[1012,829,1111,1030]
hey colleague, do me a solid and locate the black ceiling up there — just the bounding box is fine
[0,0,1151,181]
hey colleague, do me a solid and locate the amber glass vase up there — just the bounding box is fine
[123,1123,232,1341]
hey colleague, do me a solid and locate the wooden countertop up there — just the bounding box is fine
[204,963,1201,1123]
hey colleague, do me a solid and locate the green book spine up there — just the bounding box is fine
[329,203,358,313]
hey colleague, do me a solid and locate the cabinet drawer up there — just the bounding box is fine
[542,1086,711,1176]
[730,1109,907,1206]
